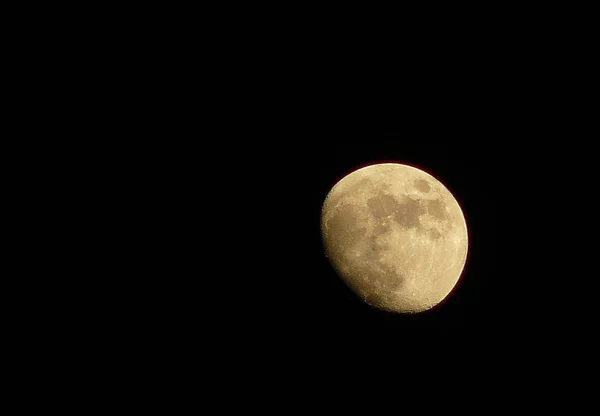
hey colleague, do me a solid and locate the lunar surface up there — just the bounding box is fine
[321,163,468,313]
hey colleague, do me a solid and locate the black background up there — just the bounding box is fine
[102,133,510,382]
[153,135,507,369]
[65,30,592,385]
[14,6,596,405]
[116,117,593,390]
[73,53,595,386]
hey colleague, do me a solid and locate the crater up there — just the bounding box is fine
[379,269,404,290]
[362,236,390,262]
[414,179,431,193]
[428,229,442,240]
[393,197,423,229]
[425,198,447,220]
[365,292,384,307]
[367,193,399,218]
[362,242,380,261]
[373,223,390,235]
[329,178,372,208]
[327,204,365,250]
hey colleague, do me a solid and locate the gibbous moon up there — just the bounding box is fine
[321,163,468,313]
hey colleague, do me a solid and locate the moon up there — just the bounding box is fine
[321,163,468,314]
